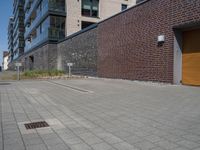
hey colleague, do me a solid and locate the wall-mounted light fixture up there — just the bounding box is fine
[158,35,165,43]
[157,35,165,47]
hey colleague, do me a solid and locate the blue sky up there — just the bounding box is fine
[0,1,12,65]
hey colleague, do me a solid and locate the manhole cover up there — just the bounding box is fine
[24,121,49,130]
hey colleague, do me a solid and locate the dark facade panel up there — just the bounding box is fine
[57,28,97,76]
[24,0,66,53]
[13,0,25,60]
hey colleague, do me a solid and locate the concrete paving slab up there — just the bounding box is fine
[0,78,200,150]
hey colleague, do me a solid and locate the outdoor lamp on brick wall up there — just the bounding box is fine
[157,35,165,46]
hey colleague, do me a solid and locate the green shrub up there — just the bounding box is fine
[23,70,64,78]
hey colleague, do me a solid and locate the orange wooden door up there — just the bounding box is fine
[182,29,200,86]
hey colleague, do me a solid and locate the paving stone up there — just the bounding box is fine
[124,135,144,144]
[103,136,123,144]
[177,140,200,149]
[113,142,139,150]
[43,137,64,146]
[82,136,103,145]
[48,143,70,150]
[63,137,83,145]
[155,140,180,150]
[91,142,113,150]
[24,137,44,146]
[1,79,200,150]
[26,144,48,150]
[134,140,156,150]
[70,143,92,150]
[144,135,162,143]
[150,147,164,150]
[4,143,25,150]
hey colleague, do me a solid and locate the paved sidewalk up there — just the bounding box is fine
[0,78,200,150]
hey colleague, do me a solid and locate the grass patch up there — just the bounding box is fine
[1,75,17,80]
[23,70,65,78]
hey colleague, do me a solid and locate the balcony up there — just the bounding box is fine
[25,0,65,25]
[24,4,48,39]
[24,0,33,10]
[14,39,25,51]
[48,28,65,40]
[25,28,65,52]
[49,2,65,12]
[25,0,38,24]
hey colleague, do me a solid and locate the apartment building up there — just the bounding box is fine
[24,0,66,53]
[8,17,14,62]
[66,0,136,36]
[13,0,25,60]
[8,0,136,70]
[2,51,9,70]
[23,0,136,52]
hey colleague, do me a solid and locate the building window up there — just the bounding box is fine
[81,21,95,29]
[49,0,65,11]
[136,0,145,4]
[82,0,99,17]
[121,4,127,11]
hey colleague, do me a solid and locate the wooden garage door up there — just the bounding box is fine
[182,29,200,86]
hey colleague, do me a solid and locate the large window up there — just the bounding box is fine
[49,0,65,11]
[36,17,50,35]
[49,16,65,39]
[50,16,65,31]
[36,0,48,15]
[81,21,95,29]
[121,4,127,11]
[82,0,99,17]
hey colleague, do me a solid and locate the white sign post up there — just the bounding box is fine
[67,63,73,77]
[15,62,22,80]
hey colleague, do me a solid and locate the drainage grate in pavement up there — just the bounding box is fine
[24,121,49,130]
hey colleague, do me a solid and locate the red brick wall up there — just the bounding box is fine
[97,0,200,83]
[172,0,200,27]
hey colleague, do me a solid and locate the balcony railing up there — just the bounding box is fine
[49,2,65,12]
[48,28,65,40]
[25,0,38,24]
[25,0,65,25]
[24,0,33,10]
[24,4,48,38]
[25,28,65,52]
[25,28,48,52]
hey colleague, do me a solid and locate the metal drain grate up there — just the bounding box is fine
[24,121,49,130]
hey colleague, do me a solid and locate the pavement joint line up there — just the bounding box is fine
[41,83,134,150]
[18,83,119,150]
[15,83,58,150]
[0,91,5,150]
[46,80,94,93]
[1,79,200,150]
[20,85,97,150]
[7,87,28,150]
[18,83,86,150]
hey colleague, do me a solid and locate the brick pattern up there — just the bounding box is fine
[57,28,97,76]
[172,0,200,27]
[97,0,200,83]
[23,44,58,71]
[10,0,200,82]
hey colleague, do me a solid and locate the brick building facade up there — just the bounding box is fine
[17,0,200,85]
[22,26,98,75]
[97,0,200,84]
[57,26,97,76]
